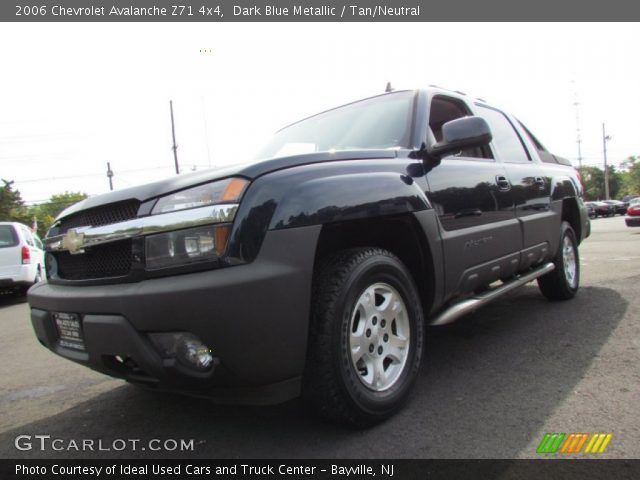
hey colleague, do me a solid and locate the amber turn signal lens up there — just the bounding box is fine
[214,224,231,256]
[221,178,249,202]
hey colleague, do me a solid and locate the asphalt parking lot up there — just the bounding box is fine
[0,216,638,459]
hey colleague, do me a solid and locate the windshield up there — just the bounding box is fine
[255,91,416,160]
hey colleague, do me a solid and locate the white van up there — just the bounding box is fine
[0,222,45,295]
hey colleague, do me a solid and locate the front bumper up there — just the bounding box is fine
[28,226,320,404]
[625,215,640,227]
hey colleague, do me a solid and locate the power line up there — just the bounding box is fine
[13,165,175,184]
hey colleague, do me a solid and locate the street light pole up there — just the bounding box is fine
[602,123,612,200]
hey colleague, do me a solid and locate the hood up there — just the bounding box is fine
[56,149,398,220]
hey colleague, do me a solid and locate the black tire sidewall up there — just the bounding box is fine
[331,254,423,416]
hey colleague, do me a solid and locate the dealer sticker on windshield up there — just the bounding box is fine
[53,312,85,351]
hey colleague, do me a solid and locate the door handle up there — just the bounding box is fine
[495,175,511,191]
[455,208,483,218]
[534,176,545,189]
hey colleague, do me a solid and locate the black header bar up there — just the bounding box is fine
[2,0,640,22]
[3,459,640,480]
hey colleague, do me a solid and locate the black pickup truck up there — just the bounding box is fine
[28,88,590,426]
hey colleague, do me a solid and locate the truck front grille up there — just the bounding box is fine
[58,200,140,234]
[54,240,133,280]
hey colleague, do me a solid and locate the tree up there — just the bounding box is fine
[28,191,88,238]
[581,166,605,201]
[619,156,640,197]
[0,179,29,224]
[606,165,622,200]
[581,165,622,200]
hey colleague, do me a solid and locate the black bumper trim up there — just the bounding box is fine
[28,225,321,404]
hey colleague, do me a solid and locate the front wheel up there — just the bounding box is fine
[304,248,424,427]
[538,221,580,300]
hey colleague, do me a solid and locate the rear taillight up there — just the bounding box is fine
[21,246,31,264]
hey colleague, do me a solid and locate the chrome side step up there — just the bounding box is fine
[429,262,555,326]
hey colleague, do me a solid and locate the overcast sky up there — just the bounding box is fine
[1,22,638,203]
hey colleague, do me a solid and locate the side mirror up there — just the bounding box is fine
[429,116,492,160]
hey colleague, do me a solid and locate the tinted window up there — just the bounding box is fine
[0,225,19,248]
[518,120,558,163]
[430,96,491,160]
[256,91,416,159]
[477,106,530,163]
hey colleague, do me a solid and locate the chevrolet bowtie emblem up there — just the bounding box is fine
[62,228,86,254]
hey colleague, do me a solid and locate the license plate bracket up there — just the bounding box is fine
[53,312,85,351]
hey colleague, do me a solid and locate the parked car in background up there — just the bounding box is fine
[585,203,596,219]
[585,201,614,218]
[625,198,640,227]
[622,195,639,207]
[603,200,627,215]
[0,222,45,295]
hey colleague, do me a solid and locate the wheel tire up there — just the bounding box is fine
[538,221,580,301]
[303,247,424,427]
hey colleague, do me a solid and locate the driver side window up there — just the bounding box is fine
[429,95,492,160]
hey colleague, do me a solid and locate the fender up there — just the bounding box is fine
[226,158,431,263]
[549,174,579,201]
[270,171,429,229]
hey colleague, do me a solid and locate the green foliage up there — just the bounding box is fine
[580,165,623,200]
[29,191,88,238]
[619,156,640,197]
[0,179,29,224]
[1,182,88,238]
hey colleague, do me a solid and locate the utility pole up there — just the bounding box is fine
[106,162,114,191]
[602,123,612,200]
[202,97,212,168]
[170,100,180,174]
[572,83,583,172]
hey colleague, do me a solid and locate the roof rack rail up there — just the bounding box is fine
[427,85,468,96]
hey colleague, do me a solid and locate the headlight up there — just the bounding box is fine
[152,177,248,215]
[145,224,231,270]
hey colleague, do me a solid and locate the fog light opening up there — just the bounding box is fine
[178,338,214,370]
[148,332,215,372]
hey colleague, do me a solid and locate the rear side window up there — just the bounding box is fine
[0,225,19,248]
[476,105,531,163]
[518,120,558,163]
[20,226,35,246]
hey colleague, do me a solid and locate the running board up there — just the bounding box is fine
[429,262,555,326]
